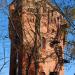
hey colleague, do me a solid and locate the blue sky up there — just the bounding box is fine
[0,0,75,75]
[0,0,12,75]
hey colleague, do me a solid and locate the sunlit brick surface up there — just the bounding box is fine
[9,0,67,75]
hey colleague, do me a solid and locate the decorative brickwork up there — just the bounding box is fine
[9,0,68,75]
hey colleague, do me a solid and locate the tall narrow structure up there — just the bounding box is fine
[9,0,68,75]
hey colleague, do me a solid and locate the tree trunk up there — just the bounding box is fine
[34,3,41,75]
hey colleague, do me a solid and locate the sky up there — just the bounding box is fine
[0,0,12,75]
[0,0,75,75]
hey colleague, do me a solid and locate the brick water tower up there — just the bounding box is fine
[9,0,68,75]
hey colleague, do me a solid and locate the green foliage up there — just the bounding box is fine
[71,8,75,19]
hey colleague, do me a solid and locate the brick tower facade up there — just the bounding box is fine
[9,0,68,75]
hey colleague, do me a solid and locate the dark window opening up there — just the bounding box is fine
[49,72,58,75]
[50,39,60,47]
[42,37,46,49]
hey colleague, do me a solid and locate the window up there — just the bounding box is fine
[41,72,46,75]
[42,37,46,49]
[49,72,58,75]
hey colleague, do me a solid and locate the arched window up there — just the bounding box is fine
[42,37,46,49]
